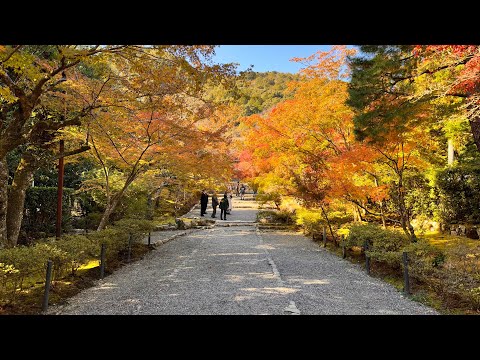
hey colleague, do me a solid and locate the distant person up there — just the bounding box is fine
[200,189,208,216]
[240,184,246,200]
[211,192,219,218]
[236,181,240,197]
[219,193,229,220]
[227,191,233,214]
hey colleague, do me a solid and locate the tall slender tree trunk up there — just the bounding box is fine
[352,205,362,222]
[6,153,36,246]
[357,205,364,221]
[469,116,480,152]
[373,176,386,228]
[97,184,130,231]
[0,157,9,248]
[97,197,121,231]
[397,175,416,242]
[320,204,337,247]
[380,202,386,228]
[447,138,455,165]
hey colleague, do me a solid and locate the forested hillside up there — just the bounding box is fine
[207,70,299,117]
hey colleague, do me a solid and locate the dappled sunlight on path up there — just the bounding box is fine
[48,198,437,315]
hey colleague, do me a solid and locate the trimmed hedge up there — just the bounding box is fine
[295,208,323,235]
[257,210,294,224]
[22,186,74,237]
[345,223,410,266]
[0,219,156,304]
[338,223,480,311]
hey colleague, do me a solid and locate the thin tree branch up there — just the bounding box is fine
[0,45,23,64]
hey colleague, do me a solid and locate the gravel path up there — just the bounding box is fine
[48,198,437,315]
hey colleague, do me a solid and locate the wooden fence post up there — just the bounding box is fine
[323,226,327,248]
[100,244,106,279]
[364,239,370,275]
[42,260,53,312]
[127,233,132,263]
[403,251,410,295]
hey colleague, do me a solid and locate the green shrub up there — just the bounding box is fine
[295,208,323,234]
[72,212,103,230]
[0,244,50,298]
[436,164,480,223]
[51,235,99,276]
[0,217,156,303]
[85,219,154,266]
[0,245,48,282]
[403,172,438,221]
[22,186,74,237]
[325,211,354,226]
[274,210,295,224]
[440,243,480,309]
[256,192,282,209]
[0,262,19,298]
[32,242,70,280]
[346,223,410,266]
[0,263,19,280]
[279,197,301,214]
[121,192,150,219]
[257,210,294,224]
[112,218,156,241]
[401,240,444,287]
[86,227,128,265]
[405,241,480,310]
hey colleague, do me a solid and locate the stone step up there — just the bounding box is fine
[215,222,257,227]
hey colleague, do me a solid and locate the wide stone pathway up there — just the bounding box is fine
[48,196,437,315]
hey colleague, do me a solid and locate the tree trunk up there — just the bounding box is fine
[97,203,114,231]
[352,206,358,222]
[320,205,337,247]
[469,116,480,152]
[380,201,386,229]
[97,198,118,231]
[397,177,417,242]
[146,195,153,220]
[97,191,125,231]
[356,205,363,222]
[0,157,8,248]
[447,138,455,165]
[6,153,36,246]
[373,176,386,228]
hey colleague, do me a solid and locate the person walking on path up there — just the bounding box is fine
[236,182,240,197]
[240,184,246,200]
[200,189,208,216]
[226,191,233,214]
[219,193,229,220]
[211,192,219,218]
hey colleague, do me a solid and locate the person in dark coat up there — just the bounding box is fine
[200,189,208,216]
[240,184,246,200]
[219,193,229,220]
[211,192,219,218]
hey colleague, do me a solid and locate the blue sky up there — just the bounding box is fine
[213,45,335,74]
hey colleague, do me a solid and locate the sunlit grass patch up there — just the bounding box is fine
[420,231,479,251]
[78,259,100,270]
